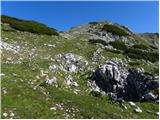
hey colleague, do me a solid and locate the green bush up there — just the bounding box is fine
[106,49,121,54]
[89,91,102,98]
[89,39,107,45]
[152,67,159,75]
[120,25,132,33]
[125,48,159,62]
[89,22,99,25]
[132,44,149,50]
[102,24,130,36]
[107,40,158,62]
[108,40,127,51]
[129,61,141,66]
[1,15,59,36]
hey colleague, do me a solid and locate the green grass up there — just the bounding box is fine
[2,63,158,118]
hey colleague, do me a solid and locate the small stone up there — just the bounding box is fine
[10,112,15,117]
[121,103,127,109]
[68,64,77,72]
[49,65,57,71]
[12,73,18,76]
[46,77,57,85]
[3,90,7,94]
[143,92,157,101]
[134,107,142,113]
[155,112,159,116]
[128,101,136,106]
[73,91,78,94]
[36,75,40,79]
[50,107,57,110]
[0,73,5,76]
[44,44,56,47]
[73,81,79,87]
[3,113,8,117]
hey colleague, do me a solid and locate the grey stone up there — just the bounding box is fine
[46,77,57,85]
[134,107,142,113]
[121,103,127,110]
[143,92,157,101]
[65,75,79,87]
[89,60,159,102]
[0,41,20,53]
[55,53,88,73]
[128,101,136,107]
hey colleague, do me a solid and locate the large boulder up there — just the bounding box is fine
[89,60,159,102]
[89,60,128,97]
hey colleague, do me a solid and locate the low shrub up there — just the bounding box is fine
[129,61,141,66]
[132,44,149,50]
[89,91,102,98]
[1,15,59,36]
[89,22,99,25]
[125,48,159,62]
[120,25,132,33]
[89,39,107,45]
[107,40,158,62]
[152,67,159,75]
[108,40,127,51]
[106,49,121,54]
[102,24,130,36]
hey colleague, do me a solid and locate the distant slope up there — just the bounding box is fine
[1,15,59,36]
[138,33,159,41]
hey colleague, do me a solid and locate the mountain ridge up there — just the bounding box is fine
[1,15,159,35]
[1,15,159,119]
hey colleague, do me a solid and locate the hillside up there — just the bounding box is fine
[1,16,159,119]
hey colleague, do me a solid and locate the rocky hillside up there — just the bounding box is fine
[1,16,159,119]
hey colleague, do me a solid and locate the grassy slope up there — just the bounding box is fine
[1,24,159,119]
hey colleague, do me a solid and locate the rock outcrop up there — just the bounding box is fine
[55,53,88,73]
[89,60,159,102]
[0,40,20,53]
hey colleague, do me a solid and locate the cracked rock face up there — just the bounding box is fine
[89,60,128,94]
[125,68,159,101]
[89,60,159,102]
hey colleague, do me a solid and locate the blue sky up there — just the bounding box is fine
[1,1,159,33]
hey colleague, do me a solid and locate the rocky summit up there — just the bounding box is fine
[1,16,159,119]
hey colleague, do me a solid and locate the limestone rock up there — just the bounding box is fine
[0,40,20,53]
[128,101,136,107]
[46,77,57,85]
[55,53,88,73]
[65,75,78,87]
[89,59,159,102]
[134,107,142,113]
[143,92,157,101]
